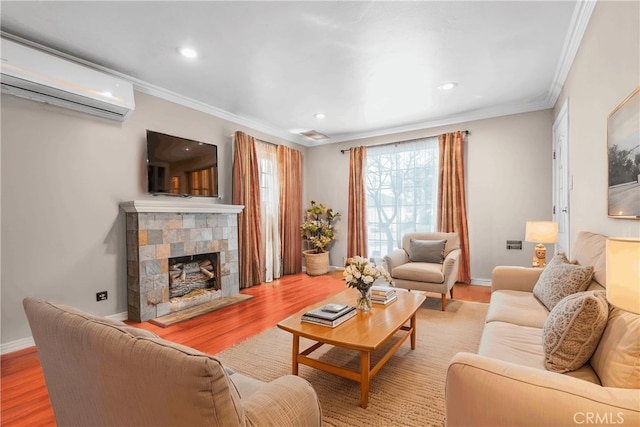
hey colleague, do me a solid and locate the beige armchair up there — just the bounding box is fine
[23,298,322,427]
[384,232,461,310]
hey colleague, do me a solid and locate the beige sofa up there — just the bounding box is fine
[446,231,640,426]
[23,298,322,427]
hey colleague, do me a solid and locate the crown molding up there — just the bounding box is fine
[0,32,311,146]
[131,81,312,146]
[3,3,595,150]
[546,0,597,106]
[321,100,552,145]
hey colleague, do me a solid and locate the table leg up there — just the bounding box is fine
[291,334,300,375]
[360,350,371,408]
[410,313,417,350]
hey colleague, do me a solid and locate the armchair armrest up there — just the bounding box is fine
[491,266,543,293]
[446,352,640,427]
[243,375,322,427]
[442,248,461,279]
[383,249,409,272]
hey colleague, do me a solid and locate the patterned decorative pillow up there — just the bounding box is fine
[532,257,594,311]
[543,291,609,373]
[409,239,446,263]
[545,252,573,268]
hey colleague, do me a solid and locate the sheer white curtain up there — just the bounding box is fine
[256,141,281,282]
[365,137,439,257]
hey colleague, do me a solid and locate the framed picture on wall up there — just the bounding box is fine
[607,86,640,219]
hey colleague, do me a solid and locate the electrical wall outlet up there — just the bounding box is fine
[96,291,108,301]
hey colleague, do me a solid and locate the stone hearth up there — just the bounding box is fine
[121,200,244,322]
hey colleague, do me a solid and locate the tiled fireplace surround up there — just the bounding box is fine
[121,200,244,322]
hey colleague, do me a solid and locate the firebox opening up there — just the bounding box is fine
[168,252,220,300]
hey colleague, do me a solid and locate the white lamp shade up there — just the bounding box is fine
[525,221,558,243]
[606,238,640,314]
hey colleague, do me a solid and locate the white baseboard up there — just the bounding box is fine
[1,311,129,355]
[109,311,129,321]
[470,278,491,286]
[1,336,36,355]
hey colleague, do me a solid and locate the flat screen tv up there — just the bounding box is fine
[146,130,218,197]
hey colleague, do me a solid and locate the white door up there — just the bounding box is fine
[552,100,570,255]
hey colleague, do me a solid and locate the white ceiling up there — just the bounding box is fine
[0,1,594,146]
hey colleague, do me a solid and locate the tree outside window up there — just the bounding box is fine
[366,137,439,258]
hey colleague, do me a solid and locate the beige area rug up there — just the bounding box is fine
[216,299,488,427]
[149,294,253,327]
[421,295,464,312]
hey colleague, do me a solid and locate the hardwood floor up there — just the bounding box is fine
[0,272,490,426]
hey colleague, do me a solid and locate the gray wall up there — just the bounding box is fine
[0,91,304,345]
[305,110,554,282]
[553,0,640,246]
[304,0,640,279]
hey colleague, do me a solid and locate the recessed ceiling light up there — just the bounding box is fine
[438,82,458,90]
[179,47,198,59]
[314,113,326,119]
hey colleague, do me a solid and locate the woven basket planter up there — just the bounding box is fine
[303,250,330,276]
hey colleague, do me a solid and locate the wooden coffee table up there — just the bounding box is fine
[277,287,426,408]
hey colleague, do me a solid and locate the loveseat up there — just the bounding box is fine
[445,231,640,426]
[23,298,322,426]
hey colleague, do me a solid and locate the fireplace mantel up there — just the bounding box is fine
[120,200,244,214]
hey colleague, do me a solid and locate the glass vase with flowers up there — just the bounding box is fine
[343,256,393,312]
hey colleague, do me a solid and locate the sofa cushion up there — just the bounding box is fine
[391,262,444,283]
[401,232,459,257]
[477,321,602,384]
[485,290,549,329]
[590,307,640,389]
[571,231,607,287]
[532,256,594,311]
[409,239,446,263]
[543,291,609,373]
[477,321,546,370]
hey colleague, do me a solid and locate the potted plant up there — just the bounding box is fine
[300,201,340,275]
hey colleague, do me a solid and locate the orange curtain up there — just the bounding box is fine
[438,131,471,284]
[277,145,303,274]
[232,131,264,288]
[347,146,368,259]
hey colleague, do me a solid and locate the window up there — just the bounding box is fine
[187,167,216,196]
[170,176,180,194]
[366,137,439,257]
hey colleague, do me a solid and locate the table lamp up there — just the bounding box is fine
[525,221,558,267]
[606,237,640,314]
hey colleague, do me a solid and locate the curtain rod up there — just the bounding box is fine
[230,132,278,147]
[256,138,278,147]
[340,130,470,154]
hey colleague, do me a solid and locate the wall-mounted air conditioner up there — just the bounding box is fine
[0,37,135,121]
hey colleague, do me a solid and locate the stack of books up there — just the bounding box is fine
[301,303,356,327]
[371,285,398,305]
